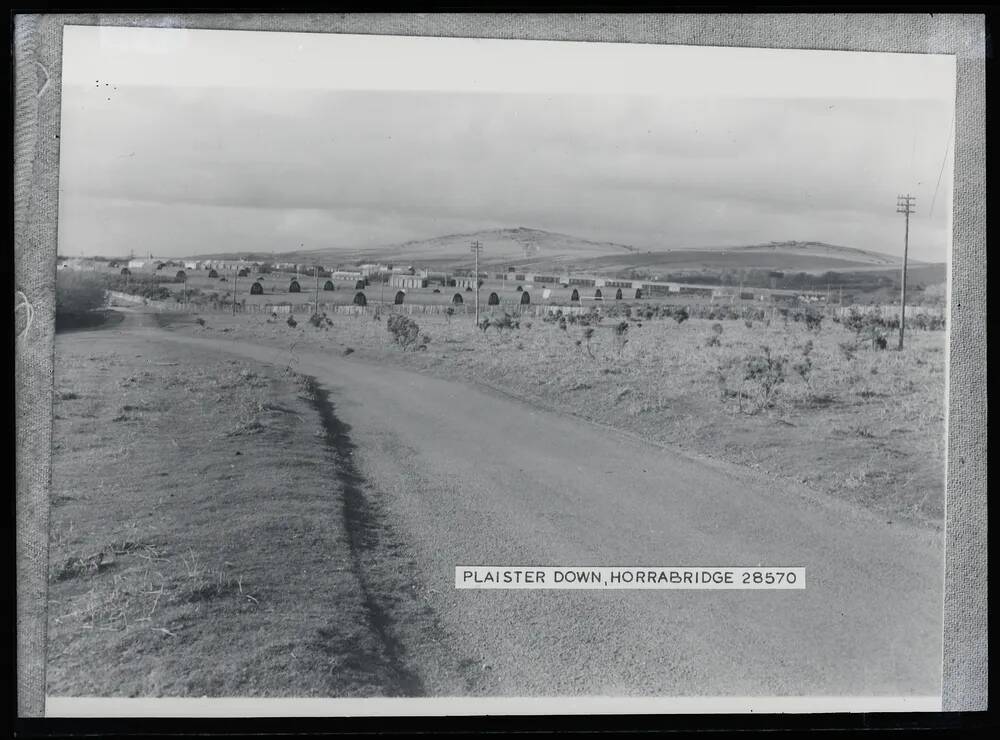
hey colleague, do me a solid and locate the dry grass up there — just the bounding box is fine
[48,336,415,696]
[196,305,946,526]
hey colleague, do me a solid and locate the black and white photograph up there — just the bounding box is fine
[37,22,962,715]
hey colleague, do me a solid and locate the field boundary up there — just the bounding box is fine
[107,291,945,324]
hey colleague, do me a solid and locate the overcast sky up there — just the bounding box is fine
[58,26,956,262]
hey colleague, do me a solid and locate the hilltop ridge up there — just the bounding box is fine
[190,228,927,274]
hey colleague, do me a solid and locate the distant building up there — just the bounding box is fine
[389,274,428,289]
[527,273,559,284]
[331,270,363,282]
[677,286,713,297]
[127,259,148,269]
[202,259,256,272]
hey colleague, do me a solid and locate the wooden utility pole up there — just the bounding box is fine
[314,266,320,316]
[896,194,916,349]
[233,264,238,316]
[471,240,483,324]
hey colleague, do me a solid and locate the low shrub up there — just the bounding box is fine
[612,321,629,357]
[481,312,520,339]
[387,314,421,350]
[738,346,787,414]
[803,311,823,332]
[581,327,595,358]
[792,340,814,386]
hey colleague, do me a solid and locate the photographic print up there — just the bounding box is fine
[43,25,956,714]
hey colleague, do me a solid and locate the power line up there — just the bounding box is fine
[929,110,955,218]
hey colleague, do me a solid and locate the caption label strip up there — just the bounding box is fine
[456,566,805,589]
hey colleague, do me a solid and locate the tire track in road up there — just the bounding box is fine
[304,376,426,697]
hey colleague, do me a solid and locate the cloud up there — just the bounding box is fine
[58,85,953,262]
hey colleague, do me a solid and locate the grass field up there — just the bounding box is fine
[178,306,947,527]
[48,328,461,696]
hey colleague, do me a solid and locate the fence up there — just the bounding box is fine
[111,290,557,317]
[108,290,946,326]
[835,304,945,320]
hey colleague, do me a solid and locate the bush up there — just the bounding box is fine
[711,322,723,335]
[387,314,421,350]
[792,341,814,386]
[612,321,629,357]
[864,324,888,351]
[56,271,107,329]
[286,315,297,328]
[705,334,721,347]
[481,312,519,339]
[803,311,823,332]
[581,326,595,358]
[672,307,689,325]
[739,346,787,414]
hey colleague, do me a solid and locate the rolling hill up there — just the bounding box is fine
[724,241,909,266]
[304,227,637,266]
[192,231,934,276]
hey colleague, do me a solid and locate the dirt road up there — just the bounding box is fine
[109,312,943,698]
